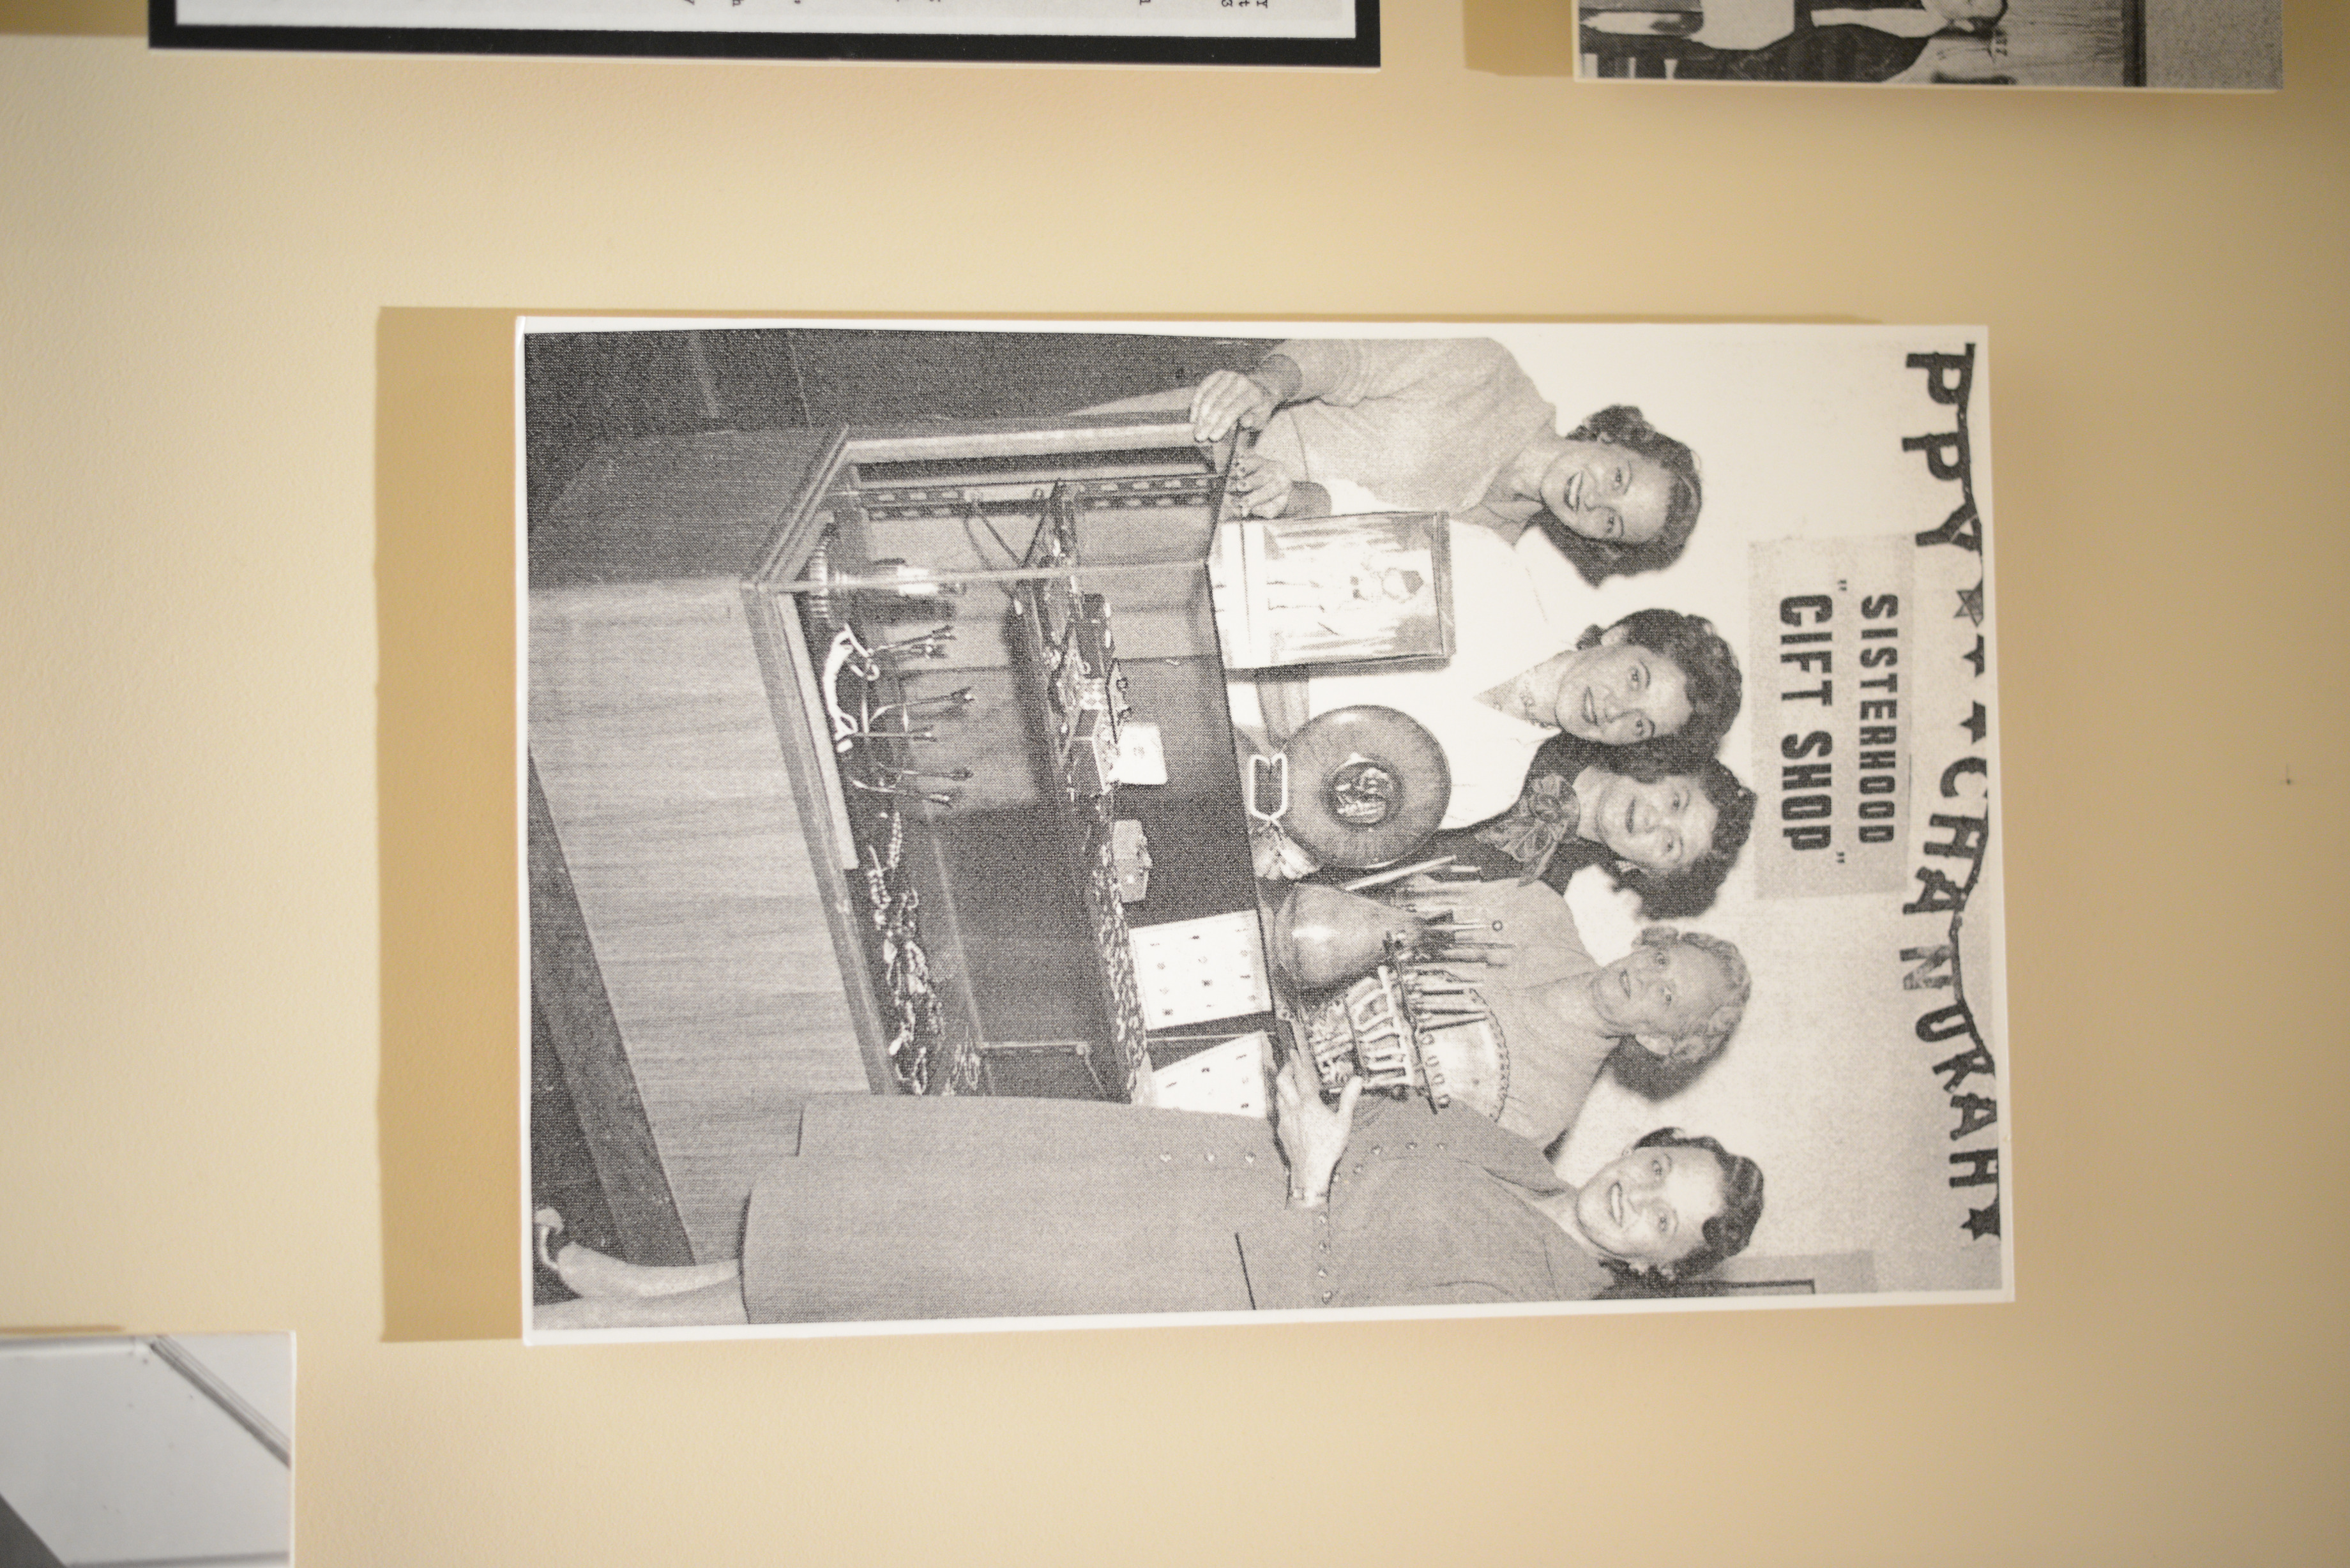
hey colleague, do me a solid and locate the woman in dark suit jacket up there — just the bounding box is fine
[533,1057,1764,1331]
[1431,732,1757,920]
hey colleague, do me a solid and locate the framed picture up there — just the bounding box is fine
[1574,0,2280,88]
[0,1336,292,1567]
[150,0,1377,68]
[1210,511,1456,670]
[520,320,2010,1343]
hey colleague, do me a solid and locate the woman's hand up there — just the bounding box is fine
[1274,1054,1363,1210]
[1225,451,1295,518]
[1249,820,1321,883]
[1190,370,1281,444]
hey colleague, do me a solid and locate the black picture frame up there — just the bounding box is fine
[150,0,1378,68]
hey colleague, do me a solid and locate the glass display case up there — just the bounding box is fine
[739,412,1276,1103]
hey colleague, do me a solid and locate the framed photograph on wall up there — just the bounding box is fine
[1573,0,2280,88]
[519,319,2010,1343]
[150,0,1377,68]
[0,1335,292,1567]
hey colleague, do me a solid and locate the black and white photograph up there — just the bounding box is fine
[0,1334,293,1568]
[151,0,1376,68]
[520,320,2009,1343]
[1575,0,2280,86]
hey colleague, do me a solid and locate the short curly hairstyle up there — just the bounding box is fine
[1613,757,1757,921]
[1604,925,1752,1099]
[1574,608,1743,774]
[1612,1127,1766,1283]
[1464,737,1754,919]
[1541,405,1704,587]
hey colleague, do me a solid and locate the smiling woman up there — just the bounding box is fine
[1589,928,1750,1064]
[1583,770,1718,874]
[1489,606,1744,769]
[1530,407,1706,588]
[1434,732,1759,919]
[1545,1129,1766,1282]
[1178,339,1706,585]
[531,1076,1768,1329]
[1489,629,1694,748]
[1538,438,1675,547]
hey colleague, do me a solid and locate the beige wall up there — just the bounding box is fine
[3,3,2344,1564]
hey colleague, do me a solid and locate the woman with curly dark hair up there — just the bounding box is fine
[531,1057,1765,1329]
[1538,405,1706,587]
[1434,732,1757,919]
[1566,1127,1767,1286]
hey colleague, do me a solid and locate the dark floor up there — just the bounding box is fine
[528,997,618,1306]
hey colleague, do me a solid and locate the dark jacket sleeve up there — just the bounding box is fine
[1233,1102,1606,1311]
